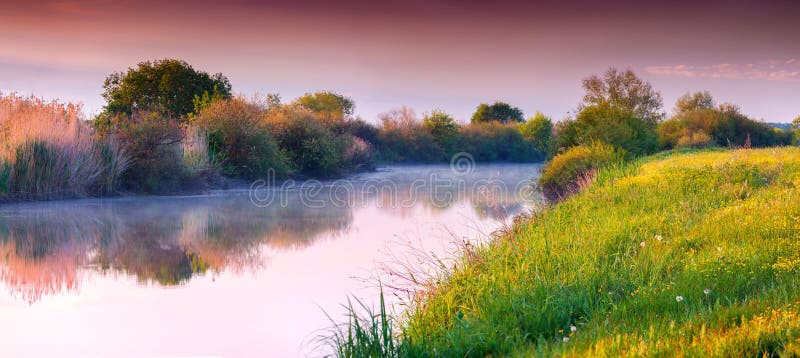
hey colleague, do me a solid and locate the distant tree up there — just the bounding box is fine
[792,116,800,130]
[675,91,716,114]
[519,112,553,157]
[295,91,355,119]
[471,102,524,124]
[581,68,664,126]
[423,110,459,155]
[574,103,659,156]
[102,59,231,118]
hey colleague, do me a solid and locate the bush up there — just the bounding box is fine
[458,121,538,162]
[573,103,659,157]
[105,111,189,193]
[375,107,445,162]
[538,141,623,200]
[0,93,128,199]
[194,98,290,179]
[658,106,792,149]
[423,110,459,157]
[519,112,553,160]
[265,105,348,177]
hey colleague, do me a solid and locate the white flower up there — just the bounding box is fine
[570,325,577,332]
[676,296,684,302]
[717,247,723,252]
[563,337,570,343]
[703,289,711,295]
[655,234,663,241]
[640,241,646,247]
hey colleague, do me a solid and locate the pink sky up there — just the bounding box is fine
[1,0,798,122]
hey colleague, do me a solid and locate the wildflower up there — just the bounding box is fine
[570,325,577,332]
[640,241,646,247]
[563,337,570,343]
[655,234,663,241]
[717,247,723,252]
[676,296,684,302]
[704,289,711,295]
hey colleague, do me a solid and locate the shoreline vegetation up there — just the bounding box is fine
[322,69,799,356]
[1,59,552,203]
[332,147,800,357]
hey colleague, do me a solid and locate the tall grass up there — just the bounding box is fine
[332,147,800,357]
[0,93,128,199]
[321,289,398,358]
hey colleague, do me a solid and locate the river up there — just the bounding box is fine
[0,163,542,357]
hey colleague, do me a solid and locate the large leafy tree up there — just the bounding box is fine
[581,68,664,127]
[470,102,524,124]
[423,110,459,155]
[674,91,715,114]
[102,59,231,118]
[519,112,554,157]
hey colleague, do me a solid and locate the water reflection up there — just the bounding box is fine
[0,164,539,303]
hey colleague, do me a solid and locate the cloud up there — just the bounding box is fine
[645,60,800,82]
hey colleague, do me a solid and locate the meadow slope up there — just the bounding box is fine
[400,147,800,357]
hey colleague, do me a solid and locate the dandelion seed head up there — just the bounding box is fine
[563,337,570,343]
[655,234,663,241]
[640,241,646,247]
[676,296,684,302]
[570,325,577,332]
[704,289,711,295]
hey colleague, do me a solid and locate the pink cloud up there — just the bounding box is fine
[645,60,800,82]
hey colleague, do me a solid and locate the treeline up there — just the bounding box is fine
[1,59,797,200]
[0,59,551,199]
[539,69,798,199]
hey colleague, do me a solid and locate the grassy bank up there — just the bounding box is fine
[340,147,800,356]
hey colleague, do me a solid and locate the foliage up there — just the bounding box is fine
[572,103,659,157]
[674,91,715,114]
[295,91,355,124]
[519,112,554,157]
[0,93,128,199]
[458,122,539,162]
[105,111,189,193]
[581,67,665,127]
[376,107,445,162]
[471,102,525,124]
[658,103,792,149]
[102,59,231,118]
[367,147,800,357]
[538,141,623,199]
[423,110,459,156]
[322,289,398,358]
[265,105,348,177]
[193,97,290,179]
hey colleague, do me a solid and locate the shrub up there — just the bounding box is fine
[423,110,459,156]
[265,105,347,177]
[0,93,128,199]
[294,91,355,125]
[194,98,290,179]
[376,107,445,162]
[106,111,188,193]
[471,102,524,124]
[572,103,659,157]
[538,141,623,200]
[519,112,553,160]
[0,160,9,195]
[658,105,792,149]
[458,121,538,162]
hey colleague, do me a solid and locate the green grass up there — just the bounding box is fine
[336,147,800,357]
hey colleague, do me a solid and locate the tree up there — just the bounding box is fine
[519,112,553,157]
[294,91,355,120]
[470,102,524,124]
[675,91,715,114]
[102,59,231,118]
[573,103,659,156]
[581,67,664,127]
[423,110,459,155]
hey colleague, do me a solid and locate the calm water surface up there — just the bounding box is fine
[0,164,542,357]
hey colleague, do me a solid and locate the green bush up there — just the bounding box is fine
[458,122,539,162]
[194,98,290,180]
[538,141,623,200]
[658,106,792,149]
[266,106,347,177]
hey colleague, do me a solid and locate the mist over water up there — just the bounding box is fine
[0,163,542,357]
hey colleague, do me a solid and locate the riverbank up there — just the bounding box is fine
[342,147,800,356]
